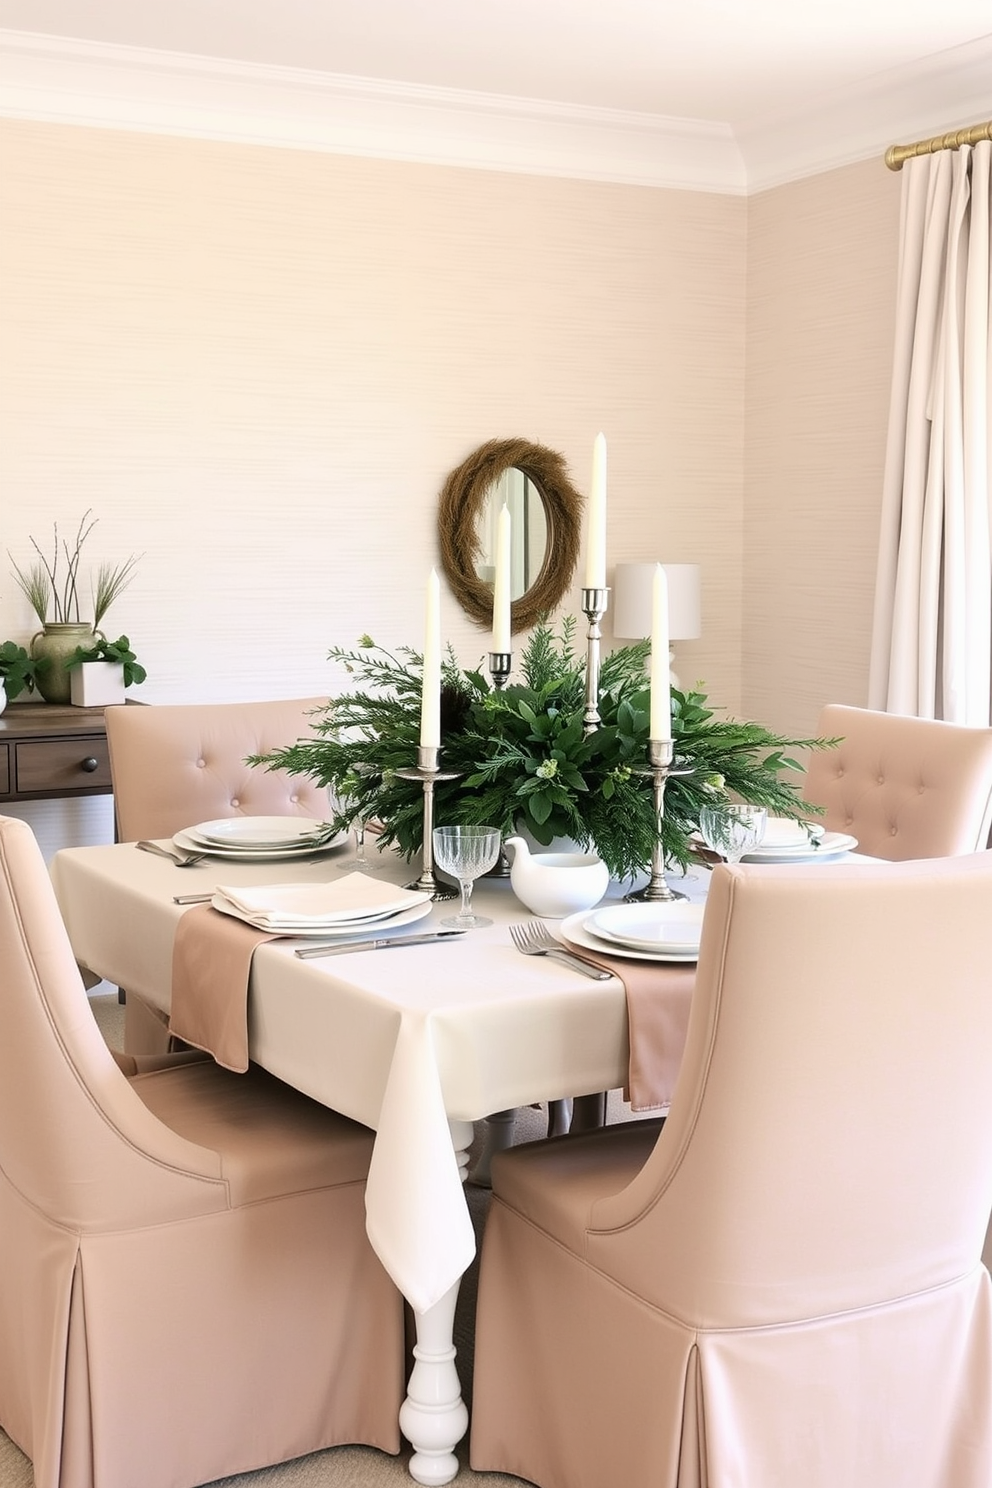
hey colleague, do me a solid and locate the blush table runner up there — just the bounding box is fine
[170,904,278,1072]
[560,935,696,1110]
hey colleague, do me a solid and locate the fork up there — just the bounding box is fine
[509,921,612,979]
[135,840,207,868]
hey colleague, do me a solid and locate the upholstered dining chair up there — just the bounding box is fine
[802,702,992,858]
[105,696,328,1050]
[470,853,992,1488]
[105,695,329,842]
[0,814,404,1488]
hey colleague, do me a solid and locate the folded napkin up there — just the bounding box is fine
[760,816,824,849]
[561,935,696,1111]
[171,905,277,1072]
[211,872,429,930]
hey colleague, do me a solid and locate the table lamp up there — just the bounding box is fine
[612,562,701,685]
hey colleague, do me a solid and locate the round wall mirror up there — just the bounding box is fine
[438,437,583,633]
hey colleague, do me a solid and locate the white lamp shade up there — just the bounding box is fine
[612,563,701,641]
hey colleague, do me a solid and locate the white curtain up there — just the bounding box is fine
[869,141,992,722]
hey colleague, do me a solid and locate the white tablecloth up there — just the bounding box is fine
[53,840,693,1311]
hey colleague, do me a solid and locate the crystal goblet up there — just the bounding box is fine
[432,825,502,928]
[698,804,768,865]
[329,764,379,873]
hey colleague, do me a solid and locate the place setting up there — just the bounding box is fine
[170,815,348,863]
[561,900,706,963]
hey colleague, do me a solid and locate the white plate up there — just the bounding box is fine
[210,897,432,937]
[174,827,346,861]
[561,911,700,963]
[740,831,858,864]
[586,902,704,953]
[184,817,338,849]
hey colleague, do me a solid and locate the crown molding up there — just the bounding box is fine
[1,28,990,196]
[0,30,746,194]
[739,35,992,191]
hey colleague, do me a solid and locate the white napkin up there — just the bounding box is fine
[212,872,430,928]
[760,816,824,850]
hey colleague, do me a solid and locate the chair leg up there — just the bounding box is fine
[569,1092,608,1133]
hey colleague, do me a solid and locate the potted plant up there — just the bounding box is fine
[8,512,141,704]
[251,619,833,881]
[0,642,41,713]
[65,634,147,707]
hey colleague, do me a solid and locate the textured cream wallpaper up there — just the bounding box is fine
[744,158,902,740]
[0,120,744,853]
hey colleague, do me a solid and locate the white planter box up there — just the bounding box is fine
[70,662,126,707]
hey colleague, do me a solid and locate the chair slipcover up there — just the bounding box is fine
[0,815,404,1488]
[105,696,328,1051]
[471,854,992,1488]
[802,702,992,858]
[105,695,329,842]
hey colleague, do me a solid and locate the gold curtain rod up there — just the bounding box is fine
[886,121,992,170]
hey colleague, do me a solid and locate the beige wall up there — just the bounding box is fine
[0,118,902,850]
[744,158,902,739]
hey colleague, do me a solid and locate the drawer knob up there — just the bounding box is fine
[80,756,99,773]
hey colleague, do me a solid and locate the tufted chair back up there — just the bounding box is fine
[106,697,329,842]
[801,703,992,859]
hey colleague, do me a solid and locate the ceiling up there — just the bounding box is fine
[2,0,992,190]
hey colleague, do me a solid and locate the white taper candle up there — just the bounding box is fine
[584,433,608,589]
[420,568,441,749]
[492,503,512,653]
[649,564,672,742]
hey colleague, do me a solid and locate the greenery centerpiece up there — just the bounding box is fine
[252,619,830,881]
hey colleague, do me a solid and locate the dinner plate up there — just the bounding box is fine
[210,897,432,937]
[561,911,700,963]
[188,816,333,849]
[174,827,346,861]
[740,831,858,864]
[585,902,705,954]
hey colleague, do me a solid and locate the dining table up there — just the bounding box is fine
[49,830,862,1483]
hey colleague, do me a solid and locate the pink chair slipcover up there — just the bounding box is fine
[470,854,992,1488]
[105,694,329,842]
[105,695,329,1052]
[802,702,992,858]
[0,815,404,1488]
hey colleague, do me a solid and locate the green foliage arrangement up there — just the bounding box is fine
[0,641,40,700]
[251,620,832,881]
[65,634,147,689]
[9,511,140,627]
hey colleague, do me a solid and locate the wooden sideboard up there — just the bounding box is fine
[0,701,121,804]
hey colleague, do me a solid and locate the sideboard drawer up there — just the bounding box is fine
[15,737,112,795]
[0,744,8,796]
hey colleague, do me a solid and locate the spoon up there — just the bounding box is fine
[136,840,207,868]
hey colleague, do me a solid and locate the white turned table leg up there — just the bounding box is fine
[400,1118,474,1483]
[401,1281,469,1485]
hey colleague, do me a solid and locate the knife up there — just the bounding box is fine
[294,930,466,959]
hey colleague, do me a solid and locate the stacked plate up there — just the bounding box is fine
[740,816,857,864]
[210,872,432,937]
[173,816,347,862]
[562,902,705,963]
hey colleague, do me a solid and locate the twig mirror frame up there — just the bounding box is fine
[437,437,583,633]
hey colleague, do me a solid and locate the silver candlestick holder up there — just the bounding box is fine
[486,653,513,876]
[487,651,512,690]
[396,746,461,900]
[581,586,609,734]
[624,739,694,903]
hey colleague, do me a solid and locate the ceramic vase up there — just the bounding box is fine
[31,623,96,705]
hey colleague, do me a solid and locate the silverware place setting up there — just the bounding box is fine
[509,921,611,979]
